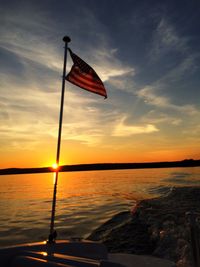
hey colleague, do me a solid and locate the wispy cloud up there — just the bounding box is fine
[0,1,199,166]
[140,110,183,126]
[0,5,62,72]
[150,18,188,60]
[88,48,135,82]
[0,3,136,151]
[136,86,199,115]
[112,116,159,137]
[148,16,200,82]
[135,16,200,132]
[0,4,135,90]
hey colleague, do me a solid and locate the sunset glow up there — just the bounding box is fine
[52,163,59,171]
[0,1,199,169]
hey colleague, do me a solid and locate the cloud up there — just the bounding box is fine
[0,3,135,93]
[0,5,62,72]
[157,53,199,85]
[137,17,200,121]
[136,86,199,115]
[140,110,183,126]
[113,116,159,137]
[0,78,116,149]
[150,18,188,60]
[1,1,199,165]
[0,88,60,150]
[137,86,170,107]
[148,16,200,81]
[0,2,137,151]
[88,47,135,82]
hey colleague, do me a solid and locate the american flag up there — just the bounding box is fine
[66,48,107,98]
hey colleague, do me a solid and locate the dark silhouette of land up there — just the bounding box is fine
[0,159,199,175]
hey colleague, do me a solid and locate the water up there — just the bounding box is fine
[0,167,199,247]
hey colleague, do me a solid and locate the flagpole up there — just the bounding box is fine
[48,36,71,243]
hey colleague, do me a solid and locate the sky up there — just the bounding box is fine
[0,0,200,168]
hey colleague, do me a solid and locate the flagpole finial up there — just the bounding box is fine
[63,36,71,43]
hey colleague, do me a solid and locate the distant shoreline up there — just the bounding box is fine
[0,159,199,175]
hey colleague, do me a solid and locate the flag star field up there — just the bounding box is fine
[0,0,199,168]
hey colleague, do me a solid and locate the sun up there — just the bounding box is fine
[52,163,59,170]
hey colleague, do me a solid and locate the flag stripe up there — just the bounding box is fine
[67,74,106,94]
[69,67,104,87]
[66,49,107,98]
[66,67,105,92]
[67,75,106,94]
[66,69,107,96]
[68,76,107,96]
